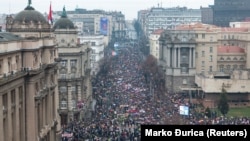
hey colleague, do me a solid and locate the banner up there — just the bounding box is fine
[179,105,189,116]
[100,17,108,35]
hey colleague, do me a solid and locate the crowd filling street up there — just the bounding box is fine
[61,43,250,141]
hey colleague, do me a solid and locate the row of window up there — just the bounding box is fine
[60,60,77,67]
[219,57,244,61]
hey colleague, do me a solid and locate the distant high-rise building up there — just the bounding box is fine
[212,0,250,27]
[139,7,201,37]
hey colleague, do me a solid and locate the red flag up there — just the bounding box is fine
[48,2,53,24]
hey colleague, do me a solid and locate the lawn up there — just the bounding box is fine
[214,107,250,117]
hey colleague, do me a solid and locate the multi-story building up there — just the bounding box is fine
[142,6,201,37]
[149,29,164,61]
[125,20,137,41]
[1,2,60,141]
[53,8,126,45]
[159,22,250,107]
[211,0,250,27]
[78,35,105,76]
[200,6,213,25]
[53,7,92,124]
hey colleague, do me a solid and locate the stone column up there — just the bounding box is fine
[67,84,72,110]
[7,91,12,141]
[15,87,20,141]
[178,48,181,68]
[193,48,196,68]
[189,48,192,68]
[167,47,171,67]
[173,48,176,68]
[77,84,81,101]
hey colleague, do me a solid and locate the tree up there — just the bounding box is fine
[205,107,211,118]
[217,87,229,116]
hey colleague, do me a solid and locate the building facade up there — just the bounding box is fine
[142,6,201,37]
[159,22,250,107]
[78,35,105,76]
[53,8,126,45]
[1,2,60,141]
[212,0,250,27]
[54,7,92,124]
[149,29,164,61]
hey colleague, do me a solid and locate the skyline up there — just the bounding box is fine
[1,0,214,20]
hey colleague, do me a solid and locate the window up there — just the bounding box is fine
[202,34,205,39]
[220,57,224,60]
[227,65,231,70]
[209,47,213,53]
[195,34,198,38]
[240,65,244,69]
[233,57,237,61]
[202,51,205,57]
[209,66,212,72]
[3,94,7,112]
[70,60,77,67]
[226,57,231,61]
[202,61,205,67]
[19,86,23,102]
[59,86,67,93]
[91,42,96,46]
[195,52,198,58]
[219,65,224,72]
[233,64,237,69]
[11,90,15,105]
[60,60,67,67]
[71,86,76,94]
[209,55,213,62]
[60,99,67,109]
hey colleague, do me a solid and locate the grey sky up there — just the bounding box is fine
[2,0,214,20]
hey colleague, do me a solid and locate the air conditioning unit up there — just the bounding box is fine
[11,70,16,75]
[3,73,8,78]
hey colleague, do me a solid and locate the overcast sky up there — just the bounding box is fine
[2,0,214,20]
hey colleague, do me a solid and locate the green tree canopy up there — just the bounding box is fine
[217,87,229,116]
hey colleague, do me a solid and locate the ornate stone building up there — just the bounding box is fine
[54,7,92,125]
[159,22,250,107]
[1,1,60,141]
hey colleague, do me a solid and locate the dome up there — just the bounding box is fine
[53,17,75,29]
[13,6,47,24]
[53,6,75,29]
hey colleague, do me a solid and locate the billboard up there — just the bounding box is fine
[179,105,189,116]
[100,17,108,35]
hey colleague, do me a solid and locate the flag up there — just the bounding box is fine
[48,2,53,24]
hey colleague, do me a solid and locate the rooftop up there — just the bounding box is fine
[217,46,245,54]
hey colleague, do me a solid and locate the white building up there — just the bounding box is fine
[78,35,105,75]
[142,7,201,37]
[149,29,164,61]
[125,20,137,40]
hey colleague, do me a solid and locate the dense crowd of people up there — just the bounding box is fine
[61,42,250,141]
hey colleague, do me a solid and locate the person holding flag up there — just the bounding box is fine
[48,1,53,24]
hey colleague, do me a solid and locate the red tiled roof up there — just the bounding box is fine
[221,27,248,32]
[217,46,245,54]
[152,29,164,34]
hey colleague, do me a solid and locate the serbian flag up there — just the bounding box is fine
[48,2,53,24]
